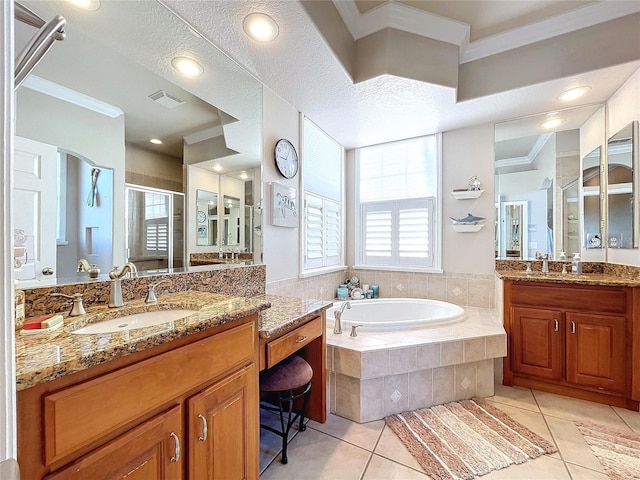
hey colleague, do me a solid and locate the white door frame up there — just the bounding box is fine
[1,0,17,461]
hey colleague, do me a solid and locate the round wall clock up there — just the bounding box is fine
[197,210,206,223]
[274,138,298,179]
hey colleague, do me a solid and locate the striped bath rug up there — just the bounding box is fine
[576,421,640,480]
[385,398,557,480]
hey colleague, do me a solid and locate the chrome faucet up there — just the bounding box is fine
[108,263,137,308]
[51,292,86,316]
[145,279,168,303]
[535,252,550,273]
[333,301,351,334]
[77,258,101,278]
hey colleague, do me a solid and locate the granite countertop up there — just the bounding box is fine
[495,269,640,287]
[15,291,271,391]
[258,294,333,339]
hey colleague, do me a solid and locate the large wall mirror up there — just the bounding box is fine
[495,104,606,261]
[13,0,263,286]
[606,121,639,249]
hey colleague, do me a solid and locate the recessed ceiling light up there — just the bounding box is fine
[240,172,248,180]
[150,138,162,145]
[171,57,204,77]
[557,86,591,102]
[64,0,100,11]
[541,118,564,129]
[213,164,223,172]
[243,13,279,42]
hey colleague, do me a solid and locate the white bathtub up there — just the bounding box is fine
[326,298,465,331]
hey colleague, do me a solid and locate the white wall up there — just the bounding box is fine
[262,87,301,283]
[606,68,640,266]
[442,123,496,275]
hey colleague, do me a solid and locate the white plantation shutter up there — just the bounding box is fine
[363,199,434,266]
[304,193,341,269]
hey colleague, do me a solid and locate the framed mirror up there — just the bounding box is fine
[495,104,606,260]
[582,147,602,249]
[196,190,218,247]
[606,121,639,249]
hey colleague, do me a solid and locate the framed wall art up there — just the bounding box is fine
[270,182,298,228]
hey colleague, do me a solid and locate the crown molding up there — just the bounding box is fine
[496,133,552,169]
[334,0,640,64]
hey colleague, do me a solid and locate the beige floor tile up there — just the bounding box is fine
[362,454,431,479]
[565,463,611,480]
[489,402,559,458]
[487,384,540,412]
[533,390,628,428]
[481,455,570,479]
[374,425,425,473]
[613,405,640,433]
[545,416,605,473]
[307,413,385,451]
[260,428,371,480]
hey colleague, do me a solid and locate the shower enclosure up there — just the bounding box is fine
[125,184,184,271]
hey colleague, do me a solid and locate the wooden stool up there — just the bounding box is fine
[259,355,313,464]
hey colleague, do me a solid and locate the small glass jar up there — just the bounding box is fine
[337,284,348,301]
[371,285,379,298]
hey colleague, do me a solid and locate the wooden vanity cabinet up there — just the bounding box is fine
[18,315,260,480]
[504,281,638,409]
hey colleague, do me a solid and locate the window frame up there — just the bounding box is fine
[300,115,347,278]
[354,133,443,273]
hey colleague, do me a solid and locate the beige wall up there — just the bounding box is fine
[125,143,182,192]
[262,87,301,284]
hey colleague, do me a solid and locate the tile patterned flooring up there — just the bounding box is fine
[260,385,640,479]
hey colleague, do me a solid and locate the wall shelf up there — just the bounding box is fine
[451,224,484,233]
[451,189,484,200]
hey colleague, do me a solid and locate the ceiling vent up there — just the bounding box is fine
[148,90,185,109]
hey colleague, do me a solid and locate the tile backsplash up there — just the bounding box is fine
[20,264,265,319]
[266,269,496,309]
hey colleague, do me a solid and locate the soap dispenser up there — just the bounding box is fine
[571,253,582,275]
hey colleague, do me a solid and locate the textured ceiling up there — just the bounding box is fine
[164,0,640,149]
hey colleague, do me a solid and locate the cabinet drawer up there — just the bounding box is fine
[266,317,322,368]
[44,321,255,466]
[510,283,627,314]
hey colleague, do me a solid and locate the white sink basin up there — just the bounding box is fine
[71,310,197,334]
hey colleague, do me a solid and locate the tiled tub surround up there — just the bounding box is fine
[267,269,496,308]
[326,307,506,423]
[19,263,266,321]
[15,291,271,390]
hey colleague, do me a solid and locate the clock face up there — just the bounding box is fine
[274,139,299,179]
[197,210,206,223]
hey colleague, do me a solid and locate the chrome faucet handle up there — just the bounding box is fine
[350,325,363,337]
[519,261,532,273]
[145,279,168,303]
[50,292,86,316]
[561,263,572,275]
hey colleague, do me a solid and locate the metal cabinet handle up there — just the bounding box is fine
[197,414,208,442]
[170,432,181,462]
[554,319,558,332]
[571,321,576,334]
[295,335,308,343]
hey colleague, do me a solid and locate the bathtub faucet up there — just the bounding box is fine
[333,301,351,334]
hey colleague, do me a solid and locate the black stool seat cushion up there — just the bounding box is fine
[260,355,313,392]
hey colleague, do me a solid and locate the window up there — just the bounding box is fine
[302,117,345,273]
[356,135,440,270]
[144,192,169,253]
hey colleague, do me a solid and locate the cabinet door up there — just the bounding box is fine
[511,307,563,380]
[566,312,627,392]
[188,364,258,480]
[45,406,184,480]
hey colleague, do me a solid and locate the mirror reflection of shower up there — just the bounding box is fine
[126,184,184,271]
